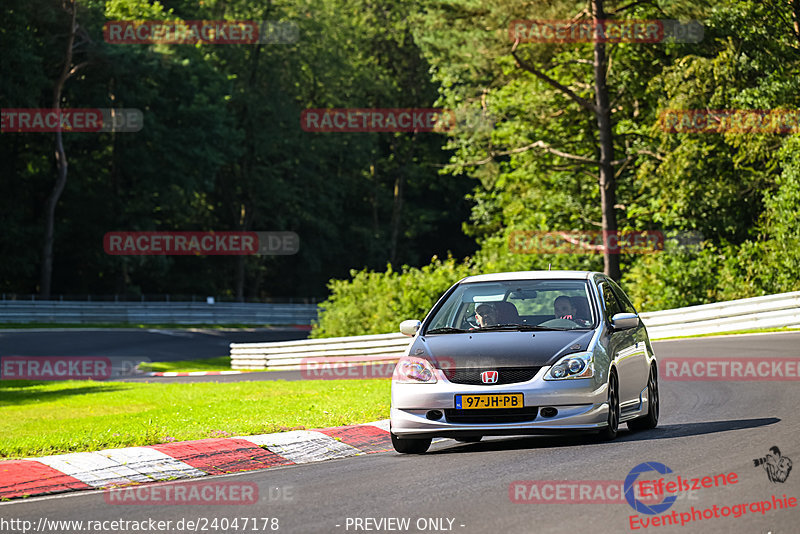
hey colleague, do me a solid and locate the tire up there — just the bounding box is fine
[598,371,620,441]
[391,433,432,454]
[627,365,659,431]
[455,436,482,443]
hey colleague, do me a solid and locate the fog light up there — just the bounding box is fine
[426,410,443,420]
[540,407,558,418]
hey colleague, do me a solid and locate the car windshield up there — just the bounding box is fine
[425,279,595,333]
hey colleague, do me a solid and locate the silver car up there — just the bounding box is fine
[390,270,659,453]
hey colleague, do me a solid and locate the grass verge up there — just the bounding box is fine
[654,326,800,340]
[0,379,390,459]
[136,356,248,373]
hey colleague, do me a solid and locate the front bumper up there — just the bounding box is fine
[390,367,610,438]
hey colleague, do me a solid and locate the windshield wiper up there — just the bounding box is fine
[475,324,568,332]
[425,327,468,334]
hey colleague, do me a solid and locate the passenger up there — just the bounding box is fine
[554,296,577,320]
[475,303,498,327]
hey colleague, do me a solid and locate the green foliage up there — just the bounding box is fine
[311,234,606,338]
[3,0,800,320]
[310,0,800,336]
[623,135,800,311]
[622,243,730,311]
[311,256,476,337]
[727,136,800,296]
[0,0,474,298]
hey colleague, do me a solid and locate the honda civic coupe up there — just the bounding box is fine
[390,270,659,453]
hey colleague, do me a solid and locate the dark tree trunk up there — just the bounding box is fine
[235,253,246,302]
[234,42,263,301]
[389,172,404,265]
[592,0,621,280]
[40,0,78,298]
[235,201,252,302]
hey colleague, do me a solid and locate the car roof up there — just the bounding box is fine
[460,270,599,283]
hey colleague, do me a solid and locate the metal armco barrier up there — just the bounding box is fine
[231,333,411,370]
[639,290,800,338]
[0,301,318,325]
[230,291,800,369]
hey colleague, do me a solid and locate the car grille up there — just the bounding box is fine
[444,407,539,424]
[442,366,541,385]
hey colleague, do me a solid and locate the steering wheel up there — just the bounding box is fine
[538,317,580,328]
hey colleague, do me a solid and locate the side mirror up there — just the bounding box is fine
[611,312,639,330]
[399,319,421,337]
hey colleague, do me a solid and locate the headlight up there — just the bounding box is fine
[392,356,438,383]
[544,352,594,380]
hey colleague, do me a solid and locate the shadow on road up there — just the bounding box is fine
[426,417,781,455]
[0,382,133,406]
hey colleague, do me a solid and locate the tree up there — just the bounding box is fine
[509,0,621,278]
[413,0,714,279]
[40,0,90,297]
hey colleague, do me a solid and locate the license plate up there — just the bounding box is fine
[455,393,524,410]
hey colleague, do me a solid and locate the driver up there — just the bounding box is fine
[475,303,499,327]
[554,296,576,320]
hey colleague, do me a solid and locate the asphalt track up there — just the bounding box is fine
[1,332,799,534]
[0,328,308,361]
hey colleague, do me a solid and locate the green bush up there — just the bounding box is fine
[623,137,800,311]
[739,137,800,295]
[621,242,736,312]
[311,231,607,339]
[310,256,476,338]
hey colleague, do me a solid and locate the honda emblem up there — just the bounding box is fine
[480,370,499,384]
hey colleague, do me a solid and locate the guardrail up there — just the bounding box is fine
[1,294,319,303]
[230,333,410,370]
[639,290,800,338]
[230,291,800,369]
[0,301,318,325]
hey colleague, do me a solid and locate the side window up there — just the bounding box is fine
[608,280,637,314]
[597,281,622,321]
[427,297,462,330]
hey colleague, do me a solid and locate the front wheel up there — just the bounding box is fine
[391,433,432,454]
[598,371,619,441]
[628,366,659,431]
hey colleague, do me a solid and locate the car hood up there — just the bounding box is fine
[412,330,595,368]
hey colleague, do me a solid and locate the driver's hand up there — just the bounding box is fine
[559,314,574,320]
